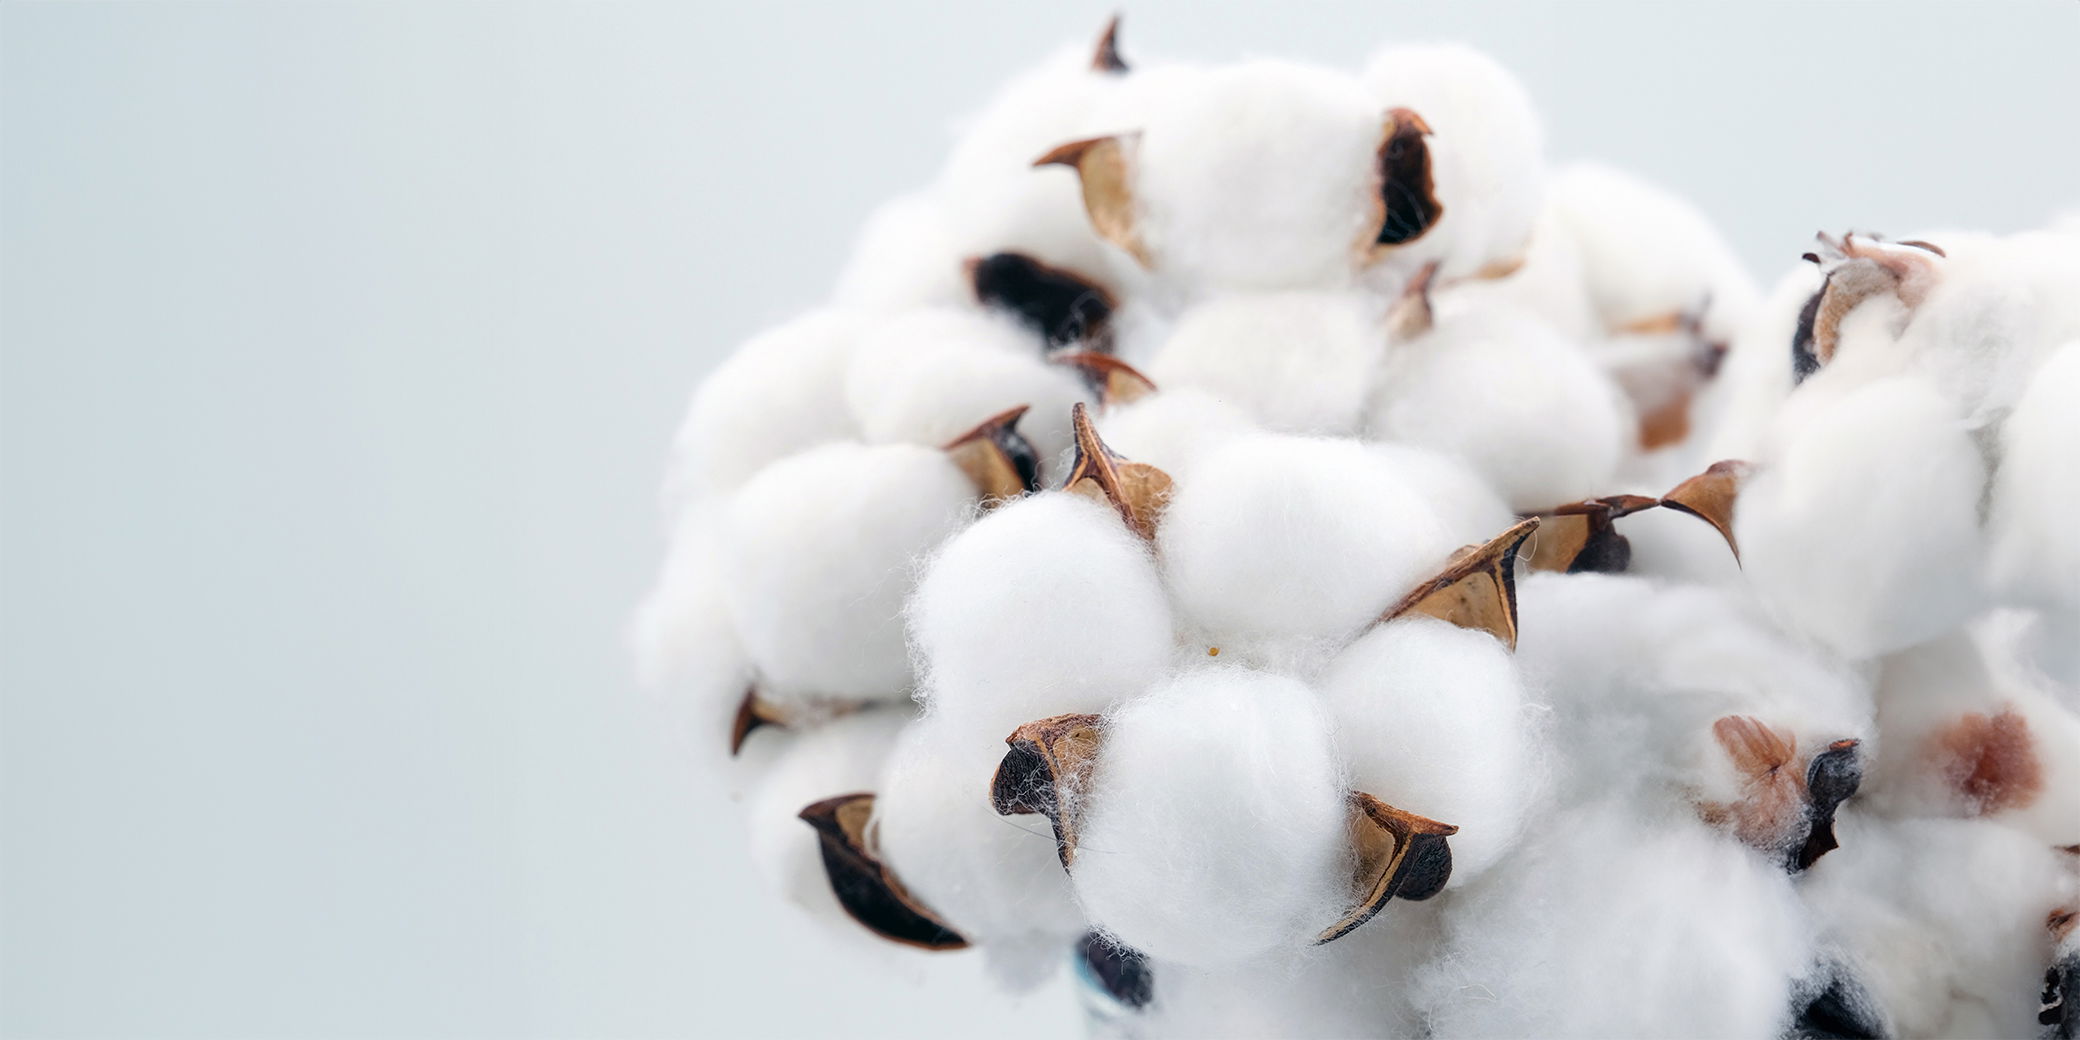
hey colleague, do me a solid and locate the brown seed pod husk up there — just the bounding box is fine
[944,404,1041,504]
[1090,14,1128,73]
[1795,738,1862,872]
[991,713,1106,868]
[965,251,1118,349]
[1524,494,1663,574]
[728,690,868,756]
[1806,231,1945,367]
[1036,134,1150,266]
[1380,518,1538,649]
[1064,402,1173,541]
[798,793,969,950]
[1317,792,1457,944]
[1660,459,1749,562]
[1387,261,1441,340]
[1052,351,1157,408]
[1364,107,1444,260]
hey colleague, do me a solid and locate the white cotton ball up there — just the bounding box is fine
[830,192,969,311]
[1988,340,2080,615]
[939,42,1121,203]
[1738,375,1987,659]
[1140,908,1441,1039]
[1437,202,1599,343]
[662,309,865,511]
[1157,433,1455,654]
[1320,617,1534,881]
[1092,386,1254,479]
[1361,43,1545,280]
[1891,229,2080,422]
[1145,291,1386,436]
[910,493,1173,737]
[1800,813,2073,1039]
[744,708,913,936]
[721,442,976,705]
[1129,61,1399,294]
[1415,799,1814,1040]
[873,716,1084,950]
[1365,442,1516,547]
[844,306,1090,474]
[1073,667,1352,966]
[1369,305,1630,512]
[630,506,751,731]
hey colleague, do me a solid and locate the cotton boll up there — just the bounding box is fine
[874,716,1085,952]
[830,192,969,311]
[1415,799,1814,1040]
[910,493,1173,736]
[1361,43,1544,280]
[1738,375,1987,660]
[1800,812,2073,1039]
[1366,442,1515,547]
[1369,305,1629,512]
[1988,341,2080,615]
[721,442,976,705]
[844,307,1091,473]
[744,708,913,935]
[662,309,865,510]
[1157,433,1455,654]
[1145,291,1386,435]
[1073,667,1352,966]
[1092,387,1254,479]
[1320,617,1533,880]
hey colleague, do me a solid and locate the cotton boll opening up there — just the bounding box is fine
[910,492,1174,736]
[1146,291,1387,435]
[721,442,977,705]
[1071,667,1354,966]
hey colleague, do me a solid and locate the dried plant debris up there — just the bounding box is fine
[1379,518,1537,649]
[1063,403,1172,540]
[991,713,1105,868]
[1316,793,1456,944]
[798,793,968,950]
[943,404,1042,502]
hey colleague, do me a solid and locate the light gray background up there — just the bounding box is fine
[3,2,2075,1036]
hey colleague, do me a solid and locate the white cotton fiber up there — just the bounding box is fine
[1320,617,1534,881]
[910,492,1173,737]
[662,309,865,511]
[1700,264,1825,463]
[1156,433,1455,654]
[1072,667,1352,966]
[1366,442,1516,547]
[744,708,913,937]
[1369,305,1629,512]
[1128,60,1396,294]
[720,442,976,705]
[1546,162,1762,346]
[830,192,969,311]
[1800,812,2074,1039]
[1145,291,1386,436]
[1415,798,1814,1040]
[1140,907,1441,1039]
[1092,386,1254,479]
[873,715,1085,949]
[629,506,752,736]
[843,306,1090,473]
[1361,43,1545,280]
[1738,375,1987,660]
[1988,340,2080,615]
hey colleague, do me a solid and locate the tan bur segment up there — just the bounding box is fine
[1051,351,1157,407]
[1064,403,1173,541]
[1523,495,1662,574]
[1660,459,1749,561]
[1036,134,1150,266]
[1380,518,1539,649]
[798,793,969,951]
[1317,793,1458,944]
[944,404,1041,504]
[991,713,1106,868]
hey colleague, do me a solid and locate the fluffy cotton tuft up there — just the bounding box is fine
[1072,667,1352,965]
[830,192,969,311]
[1091,386,1254,479]
[721,442,976,705]
[1988,340,2080,615]
[910,492,1174,736]
[1146,291,1386,435]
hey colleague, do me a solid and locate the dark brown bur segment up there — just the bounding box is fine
[1794,739,1862,872]
[967,252,1118,349]
[992,713,1105,869]
[1370,108,1443,251]
[1317,793,1457,944]
[1064,403,1173,541]
[1661,460,1749,562]
[1051,351,1157,407]
[1090,14,1129,74]
[730,688,783,756]
[1077,931,1154,1009]
[1380,518,1538,649]
[1524,495,1661,575]
[944,404,1042,503]
[798,794,968,951]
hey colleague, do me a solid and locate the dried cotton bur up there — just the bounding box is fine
[633,15,2080,1038]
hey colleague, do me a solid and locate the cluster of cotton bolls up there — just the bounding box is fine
[634,18,2080,1039]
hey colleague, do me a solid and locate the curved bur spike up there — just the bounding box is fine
[1524,494,1663,575]
[1036,134,1150,267]
[798,793,969,951]
[1064,403,1173,541]
[1090,14,1129,74]
[944,404,1042,504]
[1661,459,1749,562]
[1794,738,1862,872]
[966,252,1118,350]
[1380,518,1539,649]
[1387,261,1441,340]
[1077,931,1155,1010]
[991,713,1106,868]
[1051,351,1156,408]
[1317,793,1457,945]
[729,690,867,756]
[1365,107,1444,259]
